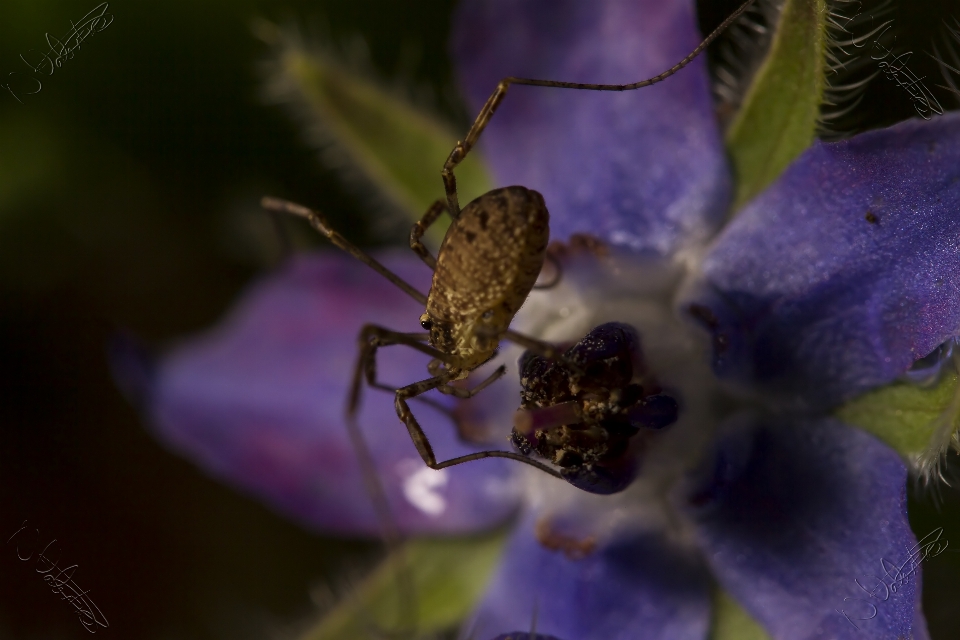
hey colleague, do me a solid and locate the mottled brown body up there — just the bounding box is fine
[421,186,549,372]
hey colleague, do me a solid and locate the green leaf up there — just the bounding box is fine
[725,0,827,210]
[299,530,507,640]
[709,587,772,640]
[258,21,493,233]
[835,372,960,466]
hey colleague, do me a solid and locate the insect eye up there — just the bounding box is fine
[420,315,433,330]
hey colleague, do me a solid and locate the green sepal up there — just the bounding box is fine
[259,22,493,232]
[835,373,960,465]
[709,587,772,640]
[725,0,827,210]
[298,530,507,640]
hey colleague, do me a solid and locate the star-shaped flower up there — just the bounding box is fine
[114,1,960,638]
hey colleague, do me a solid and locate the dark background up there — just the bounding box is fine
[1,1,959,638]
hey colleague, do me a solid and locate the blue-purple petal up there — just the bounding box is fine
[137,252,521,536]
[685,113,960,408]
[467,514,711,640]
[452,0,730,257]
[686,416,929,639]
[488,635,565,640]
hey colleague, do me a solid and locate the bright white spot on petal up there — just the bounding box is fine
[398,460,448,516]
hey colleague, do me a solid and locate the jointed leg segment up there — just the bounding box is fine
[435,365,506,398]
[262,196,428,305]
[409,199,449,270]
[347,324,448,416]
[439,0,758,218]
[394,375,565,480]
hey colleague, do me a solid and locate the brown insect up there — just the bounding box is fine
[261,0,756,481]
[260,2,759,632]
[263,187,569,478]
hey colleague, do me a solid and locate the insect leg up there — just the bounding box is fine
[440,0,757,218]
[348,324,451,415]
[436,364,506,399]
[343,325,451,639]
[395,377,565,480]
[344,407,419,637]
[263,204,293,261]
[501,329,589,377]
[351,330,457,418]
[501,329,567,362]
[353,344,491,449]
[409,199,449,270]
[532,251,562,290]
[261,196,428,305]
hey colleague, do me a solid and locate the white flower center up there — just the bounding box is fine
[502,253,722,548]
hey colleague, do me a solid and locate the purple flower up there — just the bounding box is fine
[114,0,960,638]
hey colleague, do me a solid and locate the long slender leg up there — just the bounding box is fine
[501,329,586,377]
[340,335,425,636]
[436,364,506,398]
[376,361,506,443]
[358,338,460,426]
[409,199,449,270]
[500,329,567,361]
[440,0,758,217]
[362,354,497,443]
[532,252,562,290]
[262,196,428,305]
[342,325,453,638]
[263,206,293,261]
[394,376,565,480]
[348,324,450,414]
[369,378,492,446]
[341,411,417,637]
[468,325,579,372]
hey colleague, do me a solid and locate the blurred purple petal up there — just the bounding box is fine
[686,417,929,639]
[452,0,730,257]
[488,635,565,640]
[143,252,522,536]
[467,514,711,640]
[685,113,960,408]
[109,330,157,411]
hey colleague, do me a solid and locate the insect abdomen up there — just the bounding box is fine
[428,186,549,326]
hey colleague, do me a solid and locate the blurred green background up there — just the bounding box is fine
[1,0,959,638]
